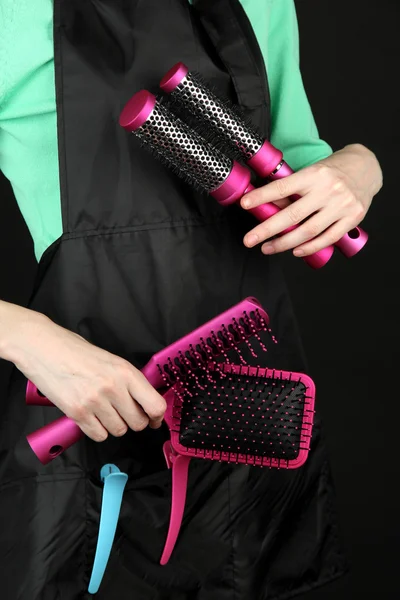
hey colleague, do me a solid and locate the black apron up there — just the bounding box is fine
[0,1,347,598]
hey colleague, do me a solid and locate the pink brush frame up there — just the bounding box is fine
[160,62,368,259]
[164,363,315,470]
[159,362,316,565]
[25,297,271,464]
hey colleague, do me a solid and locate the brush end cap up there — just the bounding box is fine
[160,62,188,93]
[119,90,156,131]
[335,227,368,257]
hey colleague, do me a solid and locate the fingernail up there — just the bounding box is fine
[245,234,259,247]
[262,244,274,255]
[293,249,305,257]
[242,198,251,208]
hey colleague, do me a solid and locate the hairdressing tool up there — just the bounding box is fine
[88,464,128,594]
[160,62,368,258]
[26,297,275,463]
[119,90,334,269]
[160,361,316,564]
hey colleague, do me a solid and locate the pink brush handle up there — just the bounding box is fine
[26,379,83,464]
[159,388,192,565]
[26,416,84,465]
[161,439,191,565]
[248,143,368,257]
[26,379,54,406]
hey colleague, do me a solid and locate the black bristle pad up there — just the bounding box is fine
[133,97,232,192]
[168,71,264,161]
[177,367,309,462]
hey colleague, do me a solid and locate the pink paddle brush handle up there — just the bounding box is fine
[26,380,54,406]
[159,388,190,565]
[26,380,83,464]
[26,416,84,465]
[248,143,368,257]
[161,439,191,566]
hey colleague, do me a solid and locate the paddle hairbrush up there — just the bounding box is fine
[160,361,316,564]
[159,62,368,259]
[118,90,333,269]
[26,297,275,464]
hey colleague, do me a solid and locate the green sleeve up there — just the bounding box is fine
[0,0,62,262]
[241,0,333,169]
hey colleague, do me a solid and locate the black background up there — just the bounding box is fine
[0,0,398,598]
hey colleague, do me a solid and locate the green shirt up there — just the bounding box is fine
[0,0,332,262]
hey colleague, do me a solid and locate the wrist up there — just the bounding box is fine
[0,301,49,367]
[343,143,383,195]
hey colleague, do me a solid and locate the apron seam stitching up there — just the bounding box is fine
[0,472,87,492]
[60,217,237,239]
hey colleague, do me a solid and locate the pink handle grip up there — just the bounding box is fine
[26,379,54,406]
[161,440,191,565]
[249,144,368,257]
[26,416,84,465]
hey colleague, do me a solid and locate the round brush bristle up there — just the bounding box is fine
[128,94,233,193]
[162,70,264,162]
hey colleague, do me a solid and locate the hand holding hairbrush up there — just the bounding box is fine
[159,62,368,259]
[119,90,333,269]
[26,297,275,464]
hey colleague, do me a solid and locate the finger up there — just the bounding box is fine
[293,219,356,257]
[69,411,108,443]
[241,169,314,209]
[243,195,320,247]
[111,392,152,432]
[259,209,338,255]
[127,371,167,429]
[93,402,133,437]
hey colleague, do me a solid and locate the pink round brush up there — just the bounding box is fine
[159,62,368,259]
[119,90,333,269]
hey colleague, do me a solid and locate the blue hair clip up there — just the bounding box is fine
[88,464,128,594]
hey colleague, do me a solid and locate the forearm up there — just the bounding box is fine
[0,299,48,367]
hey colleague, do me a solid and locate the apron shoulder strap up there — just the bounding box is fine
[192,0,271,138]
